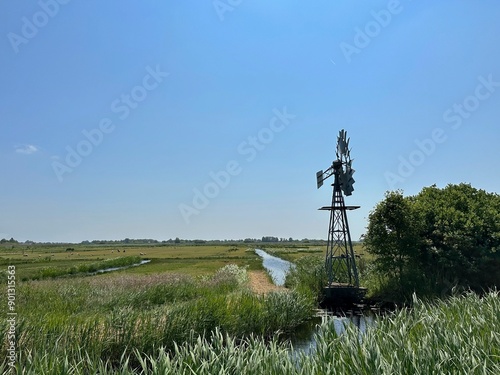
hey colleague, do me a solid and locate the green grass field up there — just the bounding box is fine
[260,243,365,262]
[0,243,270,280]
[0,241,372,283]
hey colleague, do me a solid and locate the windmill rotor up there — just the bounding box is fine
[316,130,355,196]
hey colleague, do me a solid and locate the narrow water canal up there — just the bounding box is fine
[254,249,294,286]
[254,249,374,354]
[92,259,151,274]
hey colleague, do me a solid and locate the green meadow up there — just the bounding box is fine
[0,243,266,280]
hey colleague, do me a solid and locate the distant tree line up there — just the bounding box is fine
[243,237,296,243]
[5,237,324,246]
[0,238,18,244]
[83,237,316,245]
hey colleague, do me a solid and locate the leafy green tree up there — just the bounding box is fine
[364,184,500,300]
[363,191,422,298]
[413,184,500,292]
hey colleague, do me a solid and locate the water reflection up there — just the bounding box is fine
[290,310,374,355]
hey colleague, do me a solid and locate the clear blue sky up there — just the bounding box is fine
[1,0,500,243]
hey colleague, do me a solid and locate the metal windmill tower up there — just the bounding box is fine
[316,129,360,289]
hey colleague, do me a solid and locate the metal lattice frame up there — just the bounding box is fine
[323,163,360,287]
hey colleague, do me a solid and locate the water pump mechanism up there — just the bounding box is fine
[316,129,365,303]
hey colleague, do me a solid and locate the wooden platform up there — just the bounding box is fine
[323,284,367,307]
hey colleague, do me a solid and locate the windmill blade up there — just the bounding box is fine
[340,169,356,186]
[344,148,351,161]
[340,175,355,195]
[345,163,354,175]
[343,183,355,196]
[337,130,352,160]
[336,130,342,156]
[339,129,346,142]
[340,166,355,196]
[337,131,347,156]
[345,167,355,185]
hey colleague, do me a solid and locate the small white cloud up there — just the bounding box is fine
[15,144,39,155]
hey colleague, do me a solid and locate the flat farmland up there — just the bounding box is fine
[0,243,269,280]
[260,243,366,262]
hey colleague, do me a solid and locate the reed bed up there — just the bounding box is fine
[305,291,500,374]
[2,291,498,374]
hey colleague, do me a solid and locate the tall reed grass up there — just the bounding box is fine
[2,291,498,374]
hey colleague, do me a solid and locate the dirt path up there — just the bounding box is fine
[248,271,286,294]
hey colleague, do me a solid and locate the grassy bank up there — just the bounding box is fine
[2,291,498,374]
